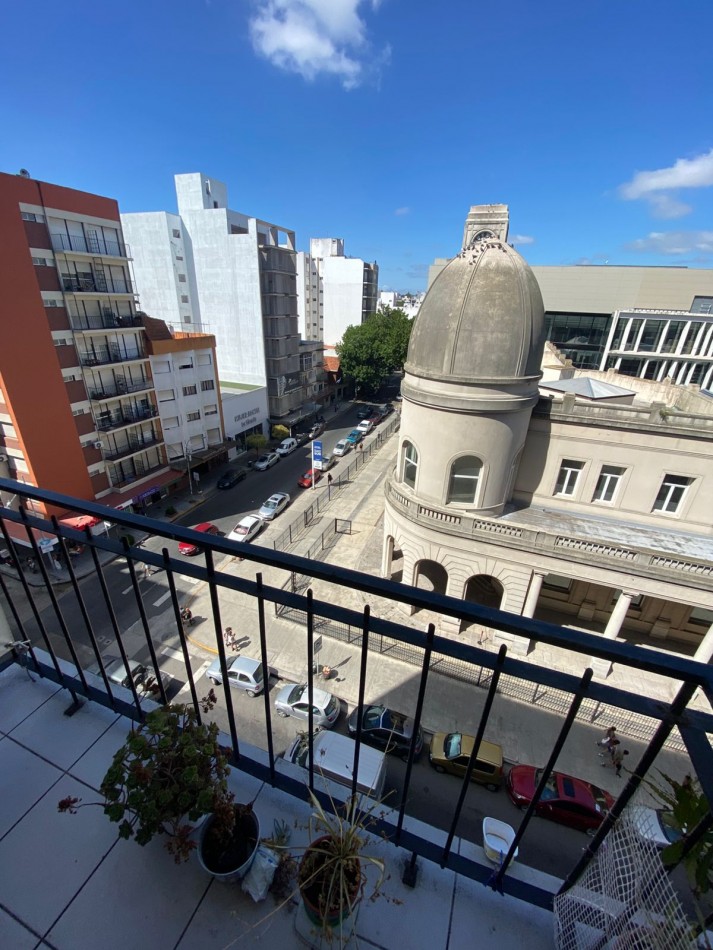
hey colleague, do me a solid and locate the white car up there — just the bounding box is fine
[357,419,373,435]
[333,439,351,457]
[254,452,279,471]
[227,515,263,543]
[258,492,290,521]
[275,438,298,457]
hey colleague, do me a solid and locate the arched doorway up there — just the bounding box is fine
[460,574,505,634]
[413,559,448,611]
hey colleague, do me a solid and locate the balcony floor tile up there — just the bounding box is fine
[0,773,118,935]
[68,714,134,792]
[0,666,62,735]
[0,737,63,839]
[0,907,39,950]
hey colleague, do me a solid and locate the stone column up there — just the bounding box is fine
[590,590,636,678]
[522,571,546,618]
[381,534,394,579]
[694,622,713,665]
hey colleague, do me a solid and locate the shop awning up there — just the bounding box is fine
[58,515,102,531]
[97,468,183,510]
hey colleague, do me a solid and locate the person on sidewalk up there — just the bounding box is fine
[596,726,617,754]
[605,745,629,777]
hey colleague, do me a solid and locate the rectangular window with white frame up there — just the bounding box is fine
[200,379,214,392]
[186,411,201,422]
[554,459,585,496]
[182,384,197,396]
[652,474,693,514]
[592,465,625,504]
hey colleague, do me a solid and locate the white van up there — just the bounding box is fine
[285,730,386,799]
[276,437,298,457]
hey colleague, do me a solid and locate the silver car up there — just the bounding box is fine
[205,655,266,697]
[333,439,350,457]
[254,452,279,471]
[93,656,171,697]
[258,492,290,521]
[274,683,341,728]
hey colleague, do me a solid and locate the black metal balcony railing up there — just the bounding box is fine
[102,433,162,462]
[51,232,129,258]
[63,275,134,295]
[95,406,158,432]
[70,314,144,332]
[88,379,153,401]
[1,477,712,916]
[79,346,147,368]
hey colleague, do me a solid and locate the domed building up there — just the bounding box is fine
[383,206,713,669]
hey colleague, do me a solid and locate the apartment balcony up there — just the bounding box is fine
[102,432,163,462]
[105,460,168,490]
[0,477,711,949]
[79,345,148,368]
[95,406,159,433]
[51,232,130,259]
[70,313,144,332]
[88,379,154,402]
[62,275,135,295]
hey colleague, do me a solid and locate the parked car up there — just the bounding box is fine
[378,404,393,418]
[93,656,171,697]
[347,704,423,760]
[313,454,336,472]
[254,452,280,471]
[356,405,374,419]
[429,732,504,790]
[216,468,247,490]
[297,468,322,488]
[275,438,298,457]
[258,492,290,520]
[310,421,325,439]
[205,655,269,696]
[333,438,351,457]
[357,419,373,435]
[629,804,681,849]
[506,766,615,834]
[178,522,220,556]
[227,514,263,543]
[274,683,341,728]
[346,428,363,445]
[367,415,381,428]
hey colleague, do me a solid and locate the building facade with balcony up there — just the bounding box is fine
[386,211,713,674]
[122,173,318,426]
[297,238,379,347]
[0,172,174,524]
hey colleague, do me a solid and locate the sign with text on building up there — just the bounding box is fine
[312,440,323,463]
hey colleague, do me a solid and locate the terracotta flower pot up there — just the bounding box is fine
[298,835,362,929]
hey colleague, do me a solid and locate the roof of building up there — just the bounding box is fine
[140,314,174,341]
[406,239,546,383]
[539,377,636,399]
[324,356,341,373]
[501,504,713,562]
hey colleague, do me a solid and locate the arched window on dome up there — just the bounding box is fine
[447,456,482,505]
[401,441,419,489]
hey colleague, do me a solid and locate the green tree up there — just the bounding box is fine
[272,424,289,441]
[336,307,412,394]
[246,433,267,456]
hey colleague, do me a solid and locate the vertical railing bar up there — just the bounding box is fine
[90,539,144,718]
[162,548,200,718]
[123,542,168,707]
[490,666,594,893]
[307,588,315,793]
[256,572,276,784]
[13,509,69,684]
[558,679,698,895]
[350,606,371,802]
[396,622,436,842]
[441,643,507,866]
[205,548,240,758]
[0,544,42,673]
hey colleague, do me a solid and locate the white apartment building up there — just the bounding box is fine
[122,174,315,424]
[297,238,378,347]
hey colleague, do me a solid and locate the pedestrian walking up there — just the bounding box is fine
[327,473,333,485]
[605,745,629,777]
[596,726,617,754]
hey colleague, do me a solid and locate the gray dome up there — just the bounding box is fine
[406,240,545,382]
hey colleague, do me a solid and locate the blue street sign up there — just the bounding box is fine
[313,440,323,462]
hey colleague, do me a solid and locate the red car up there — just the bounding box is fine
[297,468,322,488]
[507,765,614,835]
[178,522,220,556]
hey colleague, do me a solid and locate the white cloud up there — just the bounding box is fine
[625,231,713,257]
[619,149,713,199]
[394,206,410,216]
[248,0,388,89]
[511,234,534,245]
[645,194,692,220]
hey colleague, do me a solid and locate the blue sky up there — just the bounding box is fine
[1,0,712,290]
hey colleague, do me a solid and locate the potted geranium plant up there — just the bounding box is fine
[58,691,259,879]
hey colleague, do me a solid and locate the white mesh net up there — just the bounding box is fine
[554,803,696,950]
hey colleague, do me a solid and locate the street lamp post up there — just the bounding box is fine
[184,443,193,496]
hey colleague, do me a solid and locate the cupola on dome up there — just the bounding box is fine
[406,239,545,383]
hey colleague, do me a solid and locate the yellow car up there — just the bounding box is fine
[429,732,504,791]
